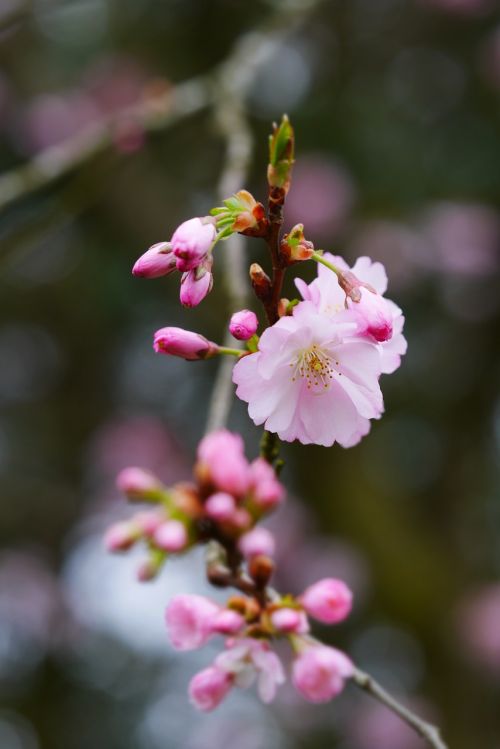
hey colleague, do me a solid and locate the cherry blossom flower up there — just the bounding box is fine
[189,666,233,711]
[296,254,407,375]
[215,638,285,703]
[233,301,384,447]
[292,642,353,703]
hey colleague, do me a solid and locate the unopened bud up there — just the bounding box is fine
[267,114,295,195]
[249,263,272,302]
[116,467,163,501]
[337,270,376,304]
[248,554,275,588]
[153,326,218,360]
[229,309,259,341]
[280,223,314,264]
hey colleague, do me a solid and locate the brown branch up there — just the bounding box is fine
[352,667,448,749]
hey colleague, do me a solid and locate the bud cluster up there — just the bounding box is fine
[105,430,284,582]
[167,574,353,711]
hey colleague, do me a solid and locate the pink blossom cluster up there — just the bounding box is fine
[132,217,217,307]
[166,575,353,711]
[233,254,406,447]
[104,430,285,580]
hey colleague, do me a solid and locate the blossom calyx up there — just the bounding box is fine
[153,327,219,360]
[280,223,314,264]
[212,190,268,237]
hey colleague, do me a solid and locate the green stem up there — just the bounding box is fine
[218,346,243,357]
[311,251,342,276]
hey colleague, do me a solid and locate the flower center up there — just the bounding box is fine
[290,344,335,392]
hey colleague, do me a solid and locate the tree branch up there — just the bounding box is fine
[352,667,448,749]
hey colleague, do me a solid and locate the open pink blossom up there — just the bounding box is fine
[296,254,407,374]
[171,217,216,271]
[300,578,353,624]
[189,666,233,711]
[132,242,176,278]
[166,594,220,650]
[233,301,384,447]
[215,638,285,703]
[292,643,353,703]
[197,430,250,496]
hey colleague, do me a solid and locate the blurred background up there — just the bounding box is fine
[1,0,500,747]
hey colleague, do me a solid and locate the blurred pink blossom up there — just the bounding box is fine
[456,584,500,672]
[418,202,500,277]
[285,156,355,241]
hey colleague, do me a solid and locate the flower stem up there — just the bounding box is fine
[311,251,342,276]
[218,346,244,357]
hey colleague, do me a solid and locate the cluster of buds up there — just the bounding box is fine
[166,574,353,711]
[133,216,217,307]
[104,430,284,582]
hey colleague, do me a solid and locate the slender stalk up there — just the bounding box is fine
[217,346,244,357]
[311,251,342,276]
[352,667,448,749]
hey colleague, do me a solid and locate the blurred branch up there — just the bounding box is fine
[352,668,448,749]
[204,102,252,434]
[0,75,213,214]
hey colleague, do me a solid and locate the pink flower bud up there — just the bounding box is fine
[189,666,233,711]
[292,644,353,703]
[205,492,237,522]
[132,242,176,278]
[153,327,218,360]
[132,510,164,536]
[154,520,188,552]
[249,458,285,510]
[211,609,245,635]
[166,594,220,650]
[238,527,275,560]
[104,521,138,551]
[229,309,258,341]
[271,608,309,634]
[172,217,216,271]
[300,578,353,624]
[197,430,250,496]
[136,556,162,582]
[116,467,162,500]
[354,288,393,342]
[179,262,213,307]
